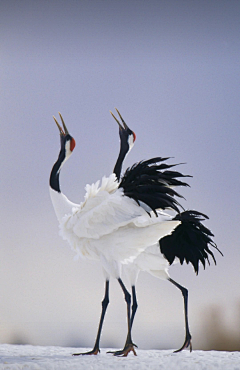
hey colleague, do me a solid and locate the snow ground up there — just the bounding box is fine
[0,345,239,370]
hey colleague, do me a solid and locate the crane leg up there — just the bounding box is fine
[73,280,110,356]
[130,285,138,329]
[108,278,137,357]
[168,278,192,352]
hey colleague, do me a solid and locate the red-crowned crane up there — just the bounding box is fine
[107,109,223,356]
[49,113,186,356]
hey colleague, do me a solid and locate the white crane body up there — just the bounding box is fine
[50,173,180,278]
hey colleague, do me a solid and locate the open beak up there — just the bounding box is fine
[110,108,129,131]
[53,113,69,136]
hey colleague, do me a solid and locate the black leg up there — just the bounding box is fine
[130,285,138,329]
[168,278,192,352]
[108,278,137,357]
[73,280,110,356]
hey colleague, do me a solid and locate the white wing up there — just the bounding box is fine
[59,174,145,239]
[56,174,179,270]
[72,188,146,239]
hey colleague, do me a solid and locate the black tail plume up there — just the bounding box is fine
[159,210,223,274]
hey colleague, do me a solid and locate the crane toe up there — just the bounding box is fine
[72,347,100,356]
[174,336,192,353]
[107,343,137,357]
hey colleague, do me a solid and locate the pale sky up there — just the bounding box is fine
[1,0,240,350]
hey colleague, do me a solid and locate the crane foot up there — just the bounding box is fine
[107,343,137,357]
[72,347,100,356]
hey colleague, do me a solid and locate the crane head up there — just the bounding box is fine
[53,113,76,159]
[110,108,136,153]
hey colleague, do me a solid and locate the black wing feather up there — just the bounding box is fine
[119,157,191,214]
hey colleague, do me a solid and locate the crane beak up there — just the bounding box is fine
[110,108,129,131]
[53,113,69,136]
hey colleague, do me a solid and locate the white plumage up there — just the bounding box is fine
[50,173,179,274]
[123,244,171,285]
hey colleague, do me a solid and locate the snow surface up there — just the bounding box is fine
[0,345,239,370]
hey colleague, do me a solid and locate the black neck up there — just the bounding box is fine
[114,145,128,181]
[49,149,65,192]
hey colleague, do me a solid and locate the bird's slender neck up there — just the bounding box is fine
[49,145,79,222]
[114,145,129,181]
[49,149,65,193]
